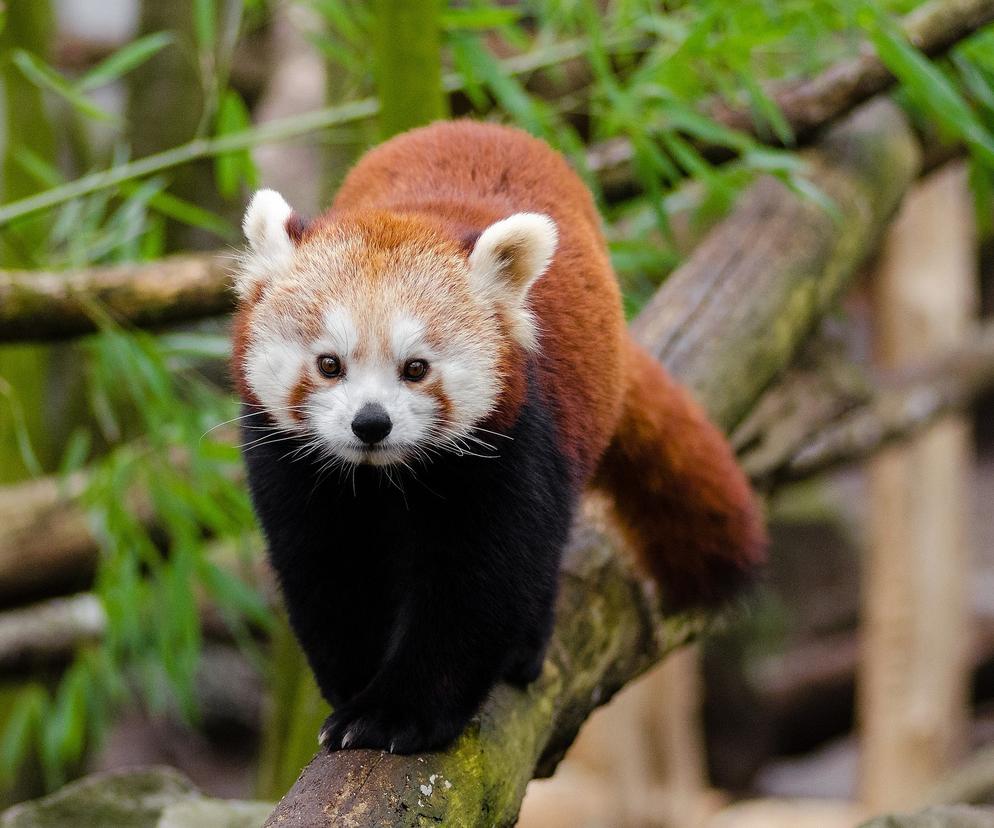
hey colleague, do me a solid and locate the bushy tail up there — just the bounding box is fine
[592,338,767,611]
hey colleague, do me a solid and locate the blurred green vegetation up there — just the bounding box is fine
[0,0,993,800]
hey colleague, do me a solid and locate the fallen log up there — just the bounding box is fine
[0,253,235,343]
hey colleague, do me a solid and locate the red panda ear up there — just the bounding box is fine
[468,213,557,349]
[236,190,302,298]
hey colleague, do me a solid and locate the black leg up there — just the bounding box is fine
[318,567,513,753]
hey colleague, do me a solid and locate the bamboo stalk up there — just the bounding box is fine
[372,0,447,138]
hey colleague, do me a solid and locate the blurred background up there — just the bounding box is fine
[1,0,994,825]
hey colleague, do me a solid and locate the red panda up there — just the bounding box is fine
[232,120,766,754]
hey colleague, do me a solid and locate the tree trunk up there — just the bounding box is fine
[859,162,977,810]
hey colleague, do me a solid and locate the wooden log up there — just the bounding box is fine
[0,472,100,602]
[262,100,920,827]
[0,253,235,343]
[736,320,994,488]
[0,594,104,669]
[859,163,977,810]
[519,649,716,828]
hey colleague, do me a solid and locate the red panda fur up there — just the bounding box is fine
[232,121,766,753]
[312,120,766,606]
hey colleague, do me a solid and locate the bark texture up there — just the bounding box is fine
[0,254,235,343]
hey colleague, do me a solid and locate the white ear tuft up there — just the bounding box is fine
[243,189,295,256]
[236,190,297,297]
[468,213,557,349]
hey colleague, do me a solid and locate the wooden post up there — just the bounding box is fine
[859,162,977,809]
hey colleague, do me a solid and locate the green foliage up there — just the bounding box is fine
[0,320,269,791]
[214,90,260,199]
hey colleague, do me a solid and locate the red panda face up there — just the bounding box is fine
[234,191,557,469]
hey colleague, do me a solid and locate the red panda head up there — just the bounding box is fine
[233,189,557,467]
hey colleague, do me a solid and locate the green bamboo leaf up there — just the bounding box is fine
[194,0,217,57]
[214,90,259,199]
[123,184,235,238]
[441,7,521,31]
[51,664,89,764]
[0,378,43,477]
[953,51,994,118]
[969,158,994,237]
[11,50,115,122]
[864,10,994,166]
[0,688,45,783]
[449,34,490,110]
[58,428,92,481]
[201,561,273,630]
[11,147,64,187]
[77,32,174,91]
[740,69,794,146]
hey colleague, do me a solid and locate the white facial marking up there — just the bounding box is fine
[390,315,426,360]
[317,307,358,359]
[244,337,307,429]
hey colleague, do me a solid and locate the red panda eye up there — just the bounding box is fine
[402,359,428,381]
[317,355,342,378]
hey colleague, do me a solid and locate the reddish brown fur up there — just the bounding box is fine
[593,342,767,608]
[287,372,315,423]
[234,120,767,606]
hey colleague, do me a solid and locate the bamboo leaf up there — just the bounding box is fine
[441,6,521,31]
[11,50,115,122]
[0,689,45,783]
[214,89,259,199]
[77,32,174,91]
[864,9,994,166]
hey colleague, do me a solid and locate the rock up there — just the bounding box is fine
[860,806,994,827]
[0,766,273,828]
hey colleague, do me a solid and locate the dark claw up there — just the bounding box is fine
[318,701,464,754]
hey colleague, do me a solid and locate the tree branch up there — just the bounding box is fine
[0,253,235,343]
[260,100,920,827]
[739,322,994,488]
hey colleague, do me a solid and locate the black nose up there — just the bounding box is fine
[351,403,392,444]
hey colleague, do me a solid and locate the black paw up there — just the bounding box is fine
[318,699,464,754]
